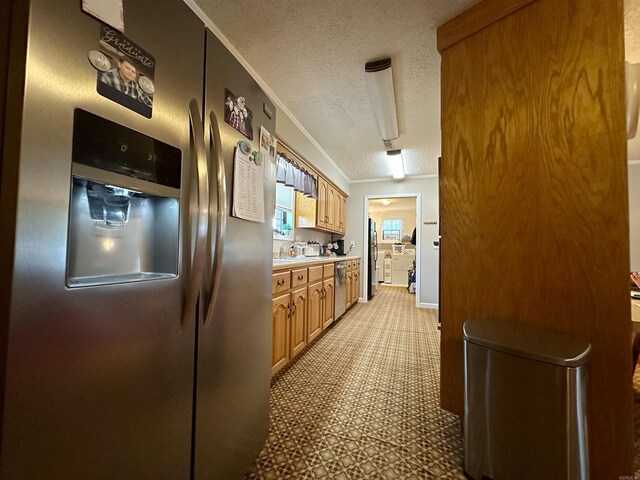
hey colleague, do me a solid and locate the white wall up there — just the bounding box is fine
[346,177,440,307]
[629,162,640,270]
[369,206,417,243]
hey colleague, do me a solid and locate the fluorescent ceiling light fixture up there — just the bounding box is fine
[382,199,391,205]
[365,58,399,141]
[387,149,404,179]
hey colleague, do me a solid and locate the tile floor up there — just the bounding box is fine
[247,284,640,478]
[245,285,465,479]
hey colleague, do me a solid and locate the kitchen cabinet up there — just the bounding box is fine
[344,259,360,308]
[289,287,307,359]
[271,257,359,375]
[277,138,347,235]
[346,270,352,309]
[326,185,336,230]
[295,192,316,228]
[307,281,323,343]
[317,177,329,229]
[291,268,308,288]
[337,195,346,234]
[271,293,290,375]
[322,278,334,329]
[351,269,360,305]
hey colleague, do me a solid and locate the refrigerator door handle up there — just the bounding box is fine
[203,109,227,326]
[183,99,210,327]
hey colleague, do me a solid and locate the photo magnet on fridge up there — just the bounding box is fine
[224,88,254,140]
[91,25,155,118]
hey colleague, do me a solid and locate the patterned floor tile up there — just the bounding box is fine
[244,286,466,479]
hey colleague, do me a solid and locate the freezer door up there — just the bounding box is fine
[193,30,276,479]
[1,1,204,478]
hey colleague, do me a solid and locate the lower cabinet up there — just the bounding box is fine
[271,258,358,376]
[322,278,334,329]
[307,281,323,343]
[290,287,307,359]
[346,271,352,309]
[351,270,360,305]
[272,293,290,375]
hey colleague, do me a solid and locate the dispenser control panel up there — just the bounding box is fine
[72,109,181,188]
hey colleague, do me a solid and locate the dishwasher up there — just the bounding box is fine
[334,261,347,321]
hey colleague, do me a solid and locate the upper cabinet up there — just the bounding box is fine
[278,139,347,235]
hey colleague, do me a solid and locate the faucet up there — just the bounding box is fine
[279,241,306,258]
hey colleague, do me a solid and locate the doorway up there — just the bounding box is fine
[363,193,421,308]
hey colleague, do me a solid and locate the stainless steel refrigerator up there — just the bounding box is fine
[0,1,274,478]
[368,218,378,299]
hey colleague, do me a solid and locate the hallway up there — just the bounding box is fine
[246,286,465,479]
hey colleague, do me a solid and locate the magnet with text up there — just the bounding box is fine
[91,25,155,118]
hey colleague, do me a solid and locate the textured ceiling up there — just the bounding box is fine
[194,0,640,179]
[627,0,640,160]
[193,0,478,180]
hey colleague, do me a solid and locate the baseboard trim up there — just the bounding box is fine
[419,303,439,309]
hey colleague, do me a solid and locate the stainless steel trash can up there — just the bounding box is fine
[463,320,591,480]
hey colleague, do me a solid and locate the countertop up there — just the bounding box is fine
[632,298,640,332]
[272,255,361,271]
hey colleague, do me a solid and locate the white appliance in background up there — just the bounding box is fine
[392,254,415,285]
[384,258,393,284]
[1,1,275,478]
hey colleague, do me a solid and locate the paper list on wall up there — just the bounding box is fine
[232,147,265,223]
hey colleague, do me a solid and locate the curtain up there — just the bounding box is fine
[275,153,317,199]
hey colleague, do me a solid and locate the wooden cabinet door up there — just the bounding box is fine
[340,195,347,234]
[346,271,352,308]
[289,287,307,359]
[352,270,360,304]
[316,178,328,228]
[326,186,335,230]
[333,192,342,234]
[307,281,323,343]
[295,191,317,228]
[322,278,334,329]
[272,293,290,375]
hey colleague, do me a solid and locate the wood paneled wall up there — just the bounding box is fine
[438,0,632,476]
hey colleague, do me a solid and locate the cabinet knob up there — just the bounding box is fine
[277,279,285,286]
[298,274,304,280]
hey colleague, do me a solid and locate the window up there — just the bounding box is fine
[381,218,403,241]
[273,183,294,239]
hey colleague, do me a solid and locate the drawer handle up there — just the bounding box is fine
[277,279,285,286]
[297,274,304,280]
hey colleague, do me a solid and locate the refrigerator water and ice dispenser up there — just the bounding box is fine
[66,109,182,287]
